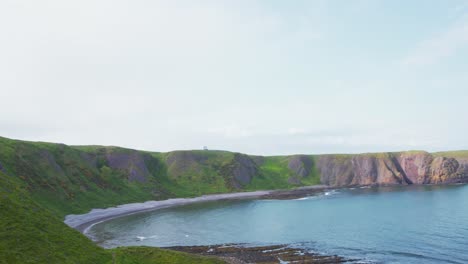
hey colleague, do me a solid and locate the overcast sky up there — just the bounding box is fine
[1,0,468,155]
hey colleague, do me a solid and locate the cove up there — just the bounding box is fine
[88,185,468,263]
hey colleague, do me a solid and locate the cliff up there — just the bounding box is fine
[2,135,466,263]
[317,152,468,187]
[0,136,467,218]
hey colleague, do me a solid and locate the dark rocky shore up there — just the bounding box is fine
[166,244,356,264]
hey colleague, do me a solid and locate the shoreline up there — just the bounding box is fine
[64,185,330,234]
[64,183,466,235]
[63,183,466,264]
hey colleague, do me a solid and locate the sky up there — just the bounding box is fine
[1,0,468,155]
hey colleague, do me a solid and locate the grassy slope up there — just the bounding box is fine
[2,136,466,217]
[0,136,323,218]
[162,150,234,196]
[2,136,466,263]
[0,170,110,263]
[0,170,223,264]
[0,137,468,263]
[3,136,464,219]
[0,137,169,217]
[247,156,321,190]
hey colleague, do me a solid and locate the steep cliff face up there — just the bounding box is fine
[105,150,153,183]
[221,153,259,189]
[1,136,467,218]
[166,151,209,178]
[317,152,468,187]
[288,155,312,177]
[430,157,467,183]
[397,152,433,184]
[287,155,313,184]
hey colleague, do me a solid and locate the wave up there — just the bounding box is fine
[136,235,158,241]
[293,197,313,201]
[292,190,340,201]
[324,190,339,196]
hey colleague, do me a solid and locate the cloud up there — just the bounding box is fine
[401,15,468,67]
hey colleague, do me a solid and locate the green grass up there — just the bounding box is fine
[0,137,339,220]
[159,150,234,196]
[0,170,111,263]
[2,135,467,263]
[2,135,467,218]
[0,137,176,218]
[432,150,468,158]
[0,170,224,264]
[247,156,321,190]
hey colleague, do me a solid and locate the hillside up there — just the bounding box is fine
[0,136,322,217]
[0,169,224,264]
[1,136,467,218]
[1,136,468,263]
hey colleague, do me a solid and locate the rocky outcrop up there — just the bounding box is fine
[287,155,313,184]
[398,152,433,184]
[105,150,151,183]
[165,151,208,177]
[221,153,258,189]
[40,150,66,175]
[288,155,313,177]
[2,135,467,194]
[430,157,462,183]
[317,152,468,187]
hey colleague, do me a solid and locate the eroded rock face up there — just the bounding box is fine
[165,151,208,177]
[317,155,355,186]
[231,154,258,187]
[287,155,313,185]
[317,153,468,187]
[398,152,433,184]
[430,157,460,183]
[288,155,312,177]
[105,150,151,183]
[40,150,65,175]
[317,154,405,186]
[219,154,259,189]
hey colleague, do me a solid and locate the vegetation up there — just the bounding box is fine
[433,150,468,158]
[0,136,322,264]
[0,136,323,218]
[0,170,223,264]
[247,156,320,190]
[3,135,464,263]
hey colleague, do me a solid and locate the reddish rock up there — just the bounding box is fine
[317,152,468,187]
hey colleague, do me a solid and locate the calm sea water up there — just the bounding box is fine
[89,185,468,263]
